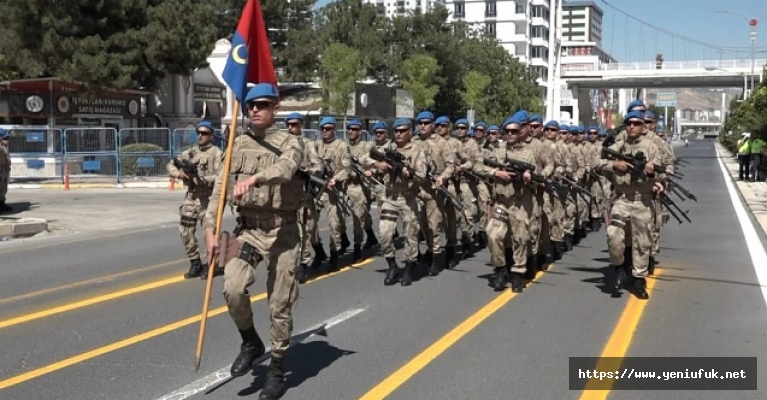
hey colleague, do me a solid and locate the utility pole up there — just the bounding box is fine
[716,11,767,97]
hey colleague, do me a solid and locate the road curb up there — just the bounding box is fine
[8,182,188,190]
[0,218,49,239]
[715,143,767,238]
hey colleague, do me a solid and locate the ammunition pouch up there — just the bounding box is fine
[217,231,243,269]
[237,242,261,266]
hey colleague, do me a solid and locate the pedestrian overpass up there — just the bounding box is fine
[561,59,766,89]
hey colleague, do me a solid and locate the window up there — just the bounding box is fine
[485,21,496,37]
[485,1,496,17]
[454,1,465,18]
[531,46,548,60]
[532,5,549,19]
[515,3,524,14]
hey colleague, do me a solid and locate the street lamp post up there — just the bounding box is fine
[716,11,767,94]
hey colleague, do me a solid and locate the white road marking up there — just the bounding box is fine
[154,308,366,400]
[715,145,767,306]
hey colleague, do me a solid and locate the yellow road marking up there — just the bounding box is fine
[0,259,186,305]
[358,269,548,400]
[578,269,662,400]
[0,258,373,390]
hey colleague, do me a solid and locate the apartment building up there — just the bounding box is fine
[445,0,553,99]
[562,0,603,46]
[366,0,446,18]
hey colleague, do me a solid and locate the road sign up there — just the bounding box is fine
[656,92,677,107]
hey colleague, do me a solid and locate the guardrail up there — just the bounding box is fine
[6,127,370,183]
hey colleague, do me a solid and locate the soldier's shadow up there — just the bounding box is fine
[569,265,614,295]
[238,341,356,397]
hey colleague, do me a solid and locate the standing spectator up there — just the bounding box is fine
[737,133,752,181]
[750,135,766,181]
[0,128,11,213]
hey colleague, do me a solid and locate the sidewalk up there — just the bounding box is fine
[9,180,187,190]
[715,143,767,237]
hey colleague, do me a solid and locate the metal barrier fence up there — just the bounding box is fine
[7,127,371,183]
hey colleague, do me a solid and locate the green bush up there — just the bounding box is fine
[120,142,164,176]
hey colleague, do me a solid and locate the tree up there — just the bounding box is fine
[399,54,440,112]
[459,70,492,119]
[0,0,217,91]
[719,70,767,152]
[319,43,364,124]
[0,54,16,80]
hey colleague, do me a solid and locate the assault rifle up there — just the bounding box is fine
[318,159,352,217]
[369,147,466,210]
[481,157,561,194]
[351,156,384,188]
[660,193,692,224]
[601,148,671,176]
[173,157,200,190]
[558,173,594,205]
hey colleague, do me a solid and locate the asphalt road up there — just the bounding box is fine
[1,140,766,400]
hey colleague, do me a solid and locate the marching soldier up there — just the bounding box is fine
[587,126,605,231]
[543,120,569,261]
[527,114,555,269]
[346,119,378,261]
[483,111,543,293]
[642,111,676,270]
[574,125,591,239]
[285,112,323,284]
[435,115,463,267]
[567,125,588,244]
[369,121,391,206]
[472,123,495,247]
[0,128,10,213]
[166,120,224,279]
[315,117,352,271]
[413,111,455,276]
[363,118,427,286]
[559,125,577,251]
[204,83,305,399]
[454,118,483,258]
[593,110,665,300]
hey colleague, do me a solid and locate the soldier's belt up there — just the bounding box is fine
[615,192,654,201]
[240,213,297,230]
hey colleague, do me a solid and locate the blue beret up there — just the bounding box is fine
[319,116,337,127]
[435,116,450,125]
[559,124,569,131]
[416,111,434,122]
[196,121,215,131]
[530,114,543,123]
[577,124,585,132]
[393,118,412,129]
[468,129,475,137]
[474,122,486,129]
[372,121,387,131]
[454,118,469,127]
[544,120,560,129]
[644,111,656,121]
[488,124,500,132]
[285,112,303,123]
[587,125,599,132]
[599,130,608,137]
[627,100,645,112]
[624,110,646,123]
[511,110,530,124]
[245,83,279,102]
[568,125,579,133]
[346,119,363,129]
[0,128,7,138]
[502,116,518,129]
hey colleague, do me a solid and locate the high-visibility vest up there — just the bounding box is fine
[738,139,751,154]
[751,139,766,154]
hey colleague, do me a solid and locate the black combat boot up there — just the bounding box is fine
[200,264,224,280]
[295,264,308,284]
[421,250,433,269]
[0,202,12,213]
[363,228,379,249]
[230,326,265,377]
[428,255,440,276]
[648,256,656,276]
[491,267,508,291]
[384,257,399,286]
[445,247,456,269]
[393,229,400,239]
[418,231,425,242]
[353,244,362,262]
[578,227,588,239]
[401,261,415,286]
[340,233,350,254]
[328,250,339,272]
[184,258,203,279]
[524,256,538,280]
[476,230,488,248]
[460,235,474,259]
[510,272,524,293]
[551,241,563,261]
[259,356,286,400]
[633,278,649,300]
[611,264,626,298]
[592,217,602,231]
[564,234,574,251]
[309,244,327,270]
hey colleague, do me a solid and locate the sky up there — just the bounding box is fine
[312,0,767,63]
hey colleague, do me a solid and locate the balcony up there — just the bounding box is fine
[510,12,527,21]
[531,0,549,6]
[531,17,549,28]
[485,10,497,18]
[531,36,548,47]
[530,57,549,67]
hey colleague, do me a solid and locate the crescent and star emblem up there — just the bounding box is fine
[232,45,247,64]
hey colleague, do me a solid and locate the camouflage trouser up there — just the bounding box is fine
[530,191,550,256]
[590,176,605,219]
[564,189,577,234]
[606,194,654,278]
[223,214,300,359]
[458,181,477,238]
[178,192,210,260]
[379,193,419,261]
[444,183,460,247]
[418,188,445,255]
[299,198,320,265]
[470,181,491,232]
[318,189,347,251]
[347,183,372,245]
[547,190,566,242]
[651,196,663,255]
[0,176,7,203]
[487,195,534,273]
